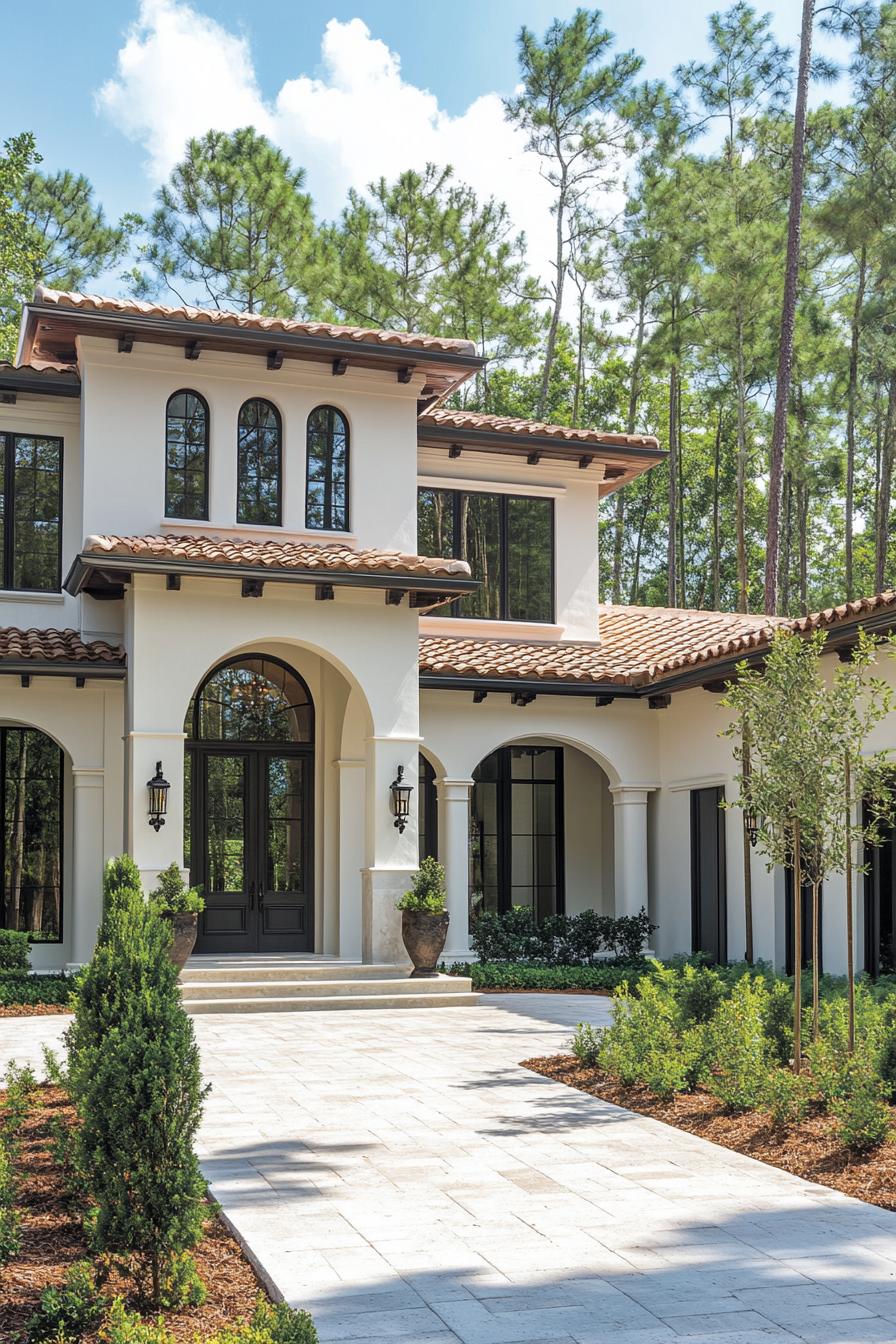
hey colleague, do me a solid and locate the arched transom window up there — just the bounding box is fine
[165,390,209,520]
[238,398,281,526]
[186,656,313,744]
[306,405,349,531]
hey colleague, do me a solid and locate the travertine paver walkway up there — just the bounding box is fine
[6,996,896,1343]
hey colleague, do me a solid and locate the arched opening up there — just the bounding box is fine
[185,654,314,954]
[468,739,614,929]
[0,726,64,942]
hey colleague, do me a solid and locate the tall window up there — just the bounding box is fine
[418,488,553,622]
[0,434,62,591]
[418,754,438,862]
[306,406,349,531]
[470,746,563,925]
[690,786,727,964]
[238,399,281,525]
[165,390,209,519]
[0,728,63,941]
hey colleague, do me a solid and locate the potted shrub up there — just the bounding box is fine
[150,863,204,969]
[397,857,449,977]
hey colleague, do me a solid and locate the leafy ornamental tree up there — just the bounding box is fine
[504,8,644,420]
[19,169,130,291]
[723,630,895,1066]
[0,132,42,361]
[66,860,208,1307]
[132,127,317,315]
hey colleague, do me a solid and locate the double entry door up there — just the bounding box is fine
[191,746,313,953]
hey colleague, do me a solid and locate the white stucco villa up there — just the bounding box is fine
[1,285,895,995]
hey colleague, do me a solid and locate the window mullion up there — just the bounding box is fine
[4,435,14,590]
[500,495,509,620]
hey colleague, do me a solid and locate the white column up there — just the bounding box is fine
[611,786,654,921]
[360,734,420,964]
[125,730,186,893]
[337,757,365,961]
[68,769,105,969]
[437,778,473,963]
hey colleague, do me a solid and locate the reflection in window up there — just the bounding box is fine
[470,746,562,927]
[165,390,209,519]
[306,406,349,531]
[0,728,63,940]
[0,434,62,591]
[418,754,438,862]
[187,657,313,743]
[238,398,281,525]
[267,757,306,891]
[417,488,553,622]
[206,754,245,893]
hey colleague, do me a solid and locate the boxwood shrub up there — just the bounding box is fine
[447,961,646,992]
[0,973,73,1008]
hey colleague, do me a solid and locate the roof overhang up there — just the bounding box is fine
[0,659,125,681]
[416,421,666,494]
[65,549,480,609]
[21,302,484,401]
[0,366,81,399]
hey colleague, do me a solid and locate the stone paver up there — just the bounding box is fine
[4,994,896,1343]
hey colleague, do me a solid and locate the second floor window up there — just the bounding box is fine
[238,398,281,525]
[165,390,208,519]
[306,406,349,531]
[417,487,554,623]
[0,433,62,592]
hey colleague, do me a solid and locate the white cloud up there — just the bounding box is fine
[96,2,560,286]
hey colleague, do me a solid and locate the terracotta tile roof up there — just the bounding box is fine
[789,590,896,632]
[0,360,80,378]
[0,627,124,666]
[419,605,795,689]
[418,407,661,451]
[81,534,474,583]
[31,287,477,359]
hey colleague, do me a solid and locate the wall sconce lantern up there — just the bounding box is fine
[744,807,760,847]
[147,761,170,832]
[390,765,414,834]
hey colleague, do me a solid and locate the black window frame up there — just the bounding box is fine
[0,431,63,593]
[470,745,565,923]
[690,785,727,964]
[237,397,282,527]
[165,389,210,521]
[0,726,64,943]
[305,404,350,532]
[417,486,555,624]
[418,754,438,863]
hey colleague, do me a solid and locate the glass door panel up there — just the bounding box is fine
[196,751,254,953]
[259,752,312,951]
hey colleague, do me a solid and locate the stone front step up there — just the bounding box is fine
[183,989,480,1014]
[178,960,478,1013]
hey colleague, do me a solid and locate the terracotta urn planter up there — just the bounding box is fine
[160,911,198,970]
[401,910,450,978]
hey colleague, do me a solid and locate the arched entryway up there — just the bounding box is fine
[185,654,315,954]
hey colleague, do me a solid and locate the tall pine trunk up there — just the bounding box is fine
[735,309,749,612]
[613,297,647,604]
[764,0,815,615]
[874,373,896,593]
[779,469,793,615]
[845,246,866,600]
[711,409,722,610]
[537,166,568,420]
[667,361,679,607]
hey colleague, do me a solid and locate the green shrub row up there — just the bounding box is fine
[0,928,30,972]
[572,960,896,1152]
[470,906,655,965]
[446,961,647,992]
[0,1061,39,1267]
[0,973,74,1007]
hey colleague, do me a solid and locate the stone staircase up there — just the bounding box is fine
[178,956,478,1014]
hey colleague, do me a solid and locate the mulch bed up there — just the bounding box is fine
[523,1053,896,1213]
[0,1085,267,1341]
[0,1004,72,1017]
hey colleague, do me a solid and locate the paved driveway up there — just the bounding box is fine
[5,996,896,1343]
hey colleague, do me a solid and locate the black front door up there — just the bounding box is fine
[691,786,727,964]
[192,746,313,953]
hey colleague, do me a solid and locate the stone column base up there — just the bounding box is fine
[361,867,414,966]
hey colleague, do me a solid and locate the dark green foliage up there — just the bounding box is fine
[249,1295,320,1344]
[0,927,29,971]
[67,861,209,1307]
[447,961,645,992]
[396,857,447,913]
[149,863,204,916]
[101,855,144,927]
[469,906,655,965]
[27,1260,106,1342]
[0,1136,21,1264]
[97,1299,175,1344]
[569,1022,603,1067]
[832,1059,892,1152]
[0,972,73,1007]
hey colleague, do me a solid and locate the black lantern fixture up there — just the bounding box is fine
[743,807,760,847]
[147,761,170,832]
[390,765,414,834]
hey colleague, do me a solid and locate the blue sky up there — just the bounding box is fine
[1,1,853,290]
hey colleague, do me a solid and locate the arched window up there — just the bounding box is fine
[238,399,281,526]
[165,390,209,520]
[418,754,438,862]
[306,406,349,531]
[186,655,313,744]
[0,727,63,941]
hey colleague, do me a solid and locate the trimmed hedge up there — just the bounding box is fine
[470,906,655,965]
[0,929,29,972]
[446,961,647,992]
[0,974,73,1007]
